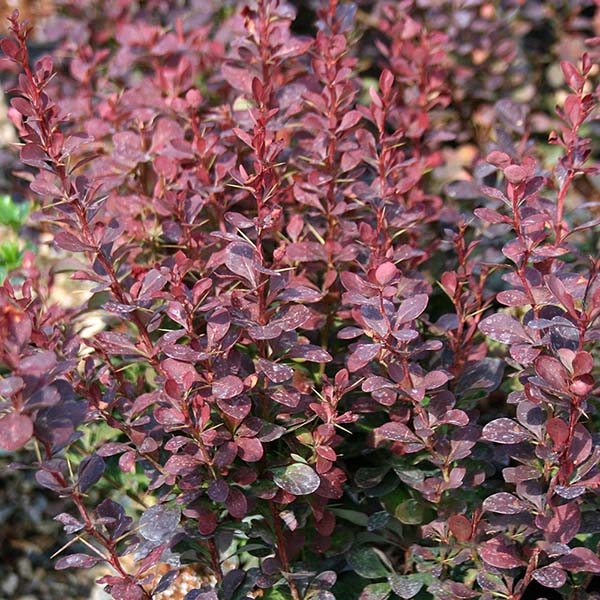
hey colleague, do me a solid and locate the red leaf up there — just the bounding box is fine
[474,208,511,224]
[546,417,569,449]
[395,294,429,325]
[504,165,527,184]
[257,358,294,383]
[546,501,580,544]
[217,395,251,422]
[226,488,248,518]
[222,63,254,94]
[535,356,569,392]
[448,515,472,542]
[337,110,362,132]
[213,375,244,400]
[375,262,398,285]
[560,61,584,92]
[486,151,511,168]
[478,536,524,569]
[54,231,93,252]
[236,437,263,462]
[375,422,420,443]
[0,413,33,451]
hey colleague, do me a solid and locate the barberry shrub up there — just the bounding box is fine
[1,1,600,599]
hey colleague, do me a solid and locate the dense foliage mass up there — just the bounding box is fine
[1,1,600,599]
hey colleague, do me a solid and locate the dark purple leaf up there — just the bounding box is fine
[558,547,600,573]
[78,454,105,492]
[208,479,230,503]
[154,570,179,595]
[139,504,181,542]
[225,487,248,518]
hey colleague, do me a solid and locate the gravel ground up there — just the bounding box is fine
[0,452,100,600]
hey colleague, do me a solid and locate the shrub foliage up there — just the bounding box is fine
[1,2,600,599]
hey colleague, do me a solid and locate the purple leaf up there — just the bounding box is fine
[558,547,600,573]
[287,344,332,363]
[479,313,529,344]
[375,422,420,443]
[347,343,380,372]
[207,479,230,503]
[482,418,530,444]
[532,565,567,588]
[225,242,257,286]
[55,553,100,570]
[482,493,529,515]
[55,231,94,252]
[361,304,389,337]
[479,536,524,569]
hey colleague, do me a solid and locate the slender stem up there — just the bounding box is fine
[269,500,301,600]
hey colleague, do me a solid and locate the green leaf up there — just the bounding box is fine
[394,499,424,525]
[0,241,23,269]
[388,575,423,599]
[0,195,29,230]
[273,463,320,495]
[358,582,391,600]
[367,511,390,532]
[330,508,369,527]
[262,588,290,600]
[347,546,391,579]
